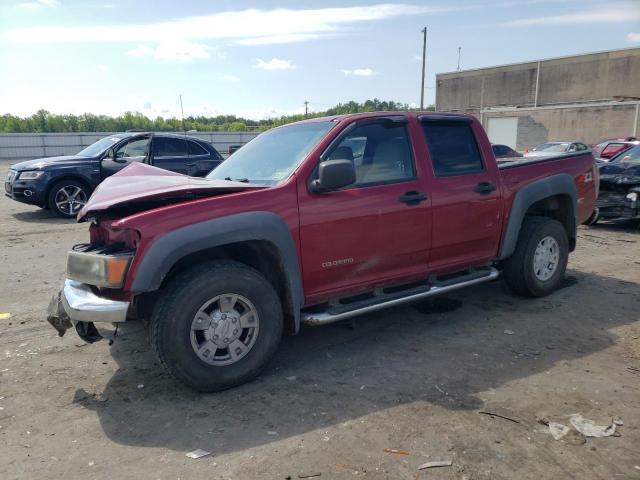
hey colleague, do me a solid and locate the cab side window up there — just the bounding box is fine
[421,122,484,176]
[326,122,415,186]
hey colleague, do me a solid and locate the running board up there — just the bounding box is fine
[301,267,499,326]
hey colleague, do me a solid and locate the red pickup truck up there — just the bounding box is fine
[47,112,598,391]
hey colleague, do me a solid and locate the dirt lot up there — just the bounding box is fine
[1,160,639,480]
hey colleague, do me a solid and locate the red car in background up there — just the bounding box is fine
[592,137,638,161]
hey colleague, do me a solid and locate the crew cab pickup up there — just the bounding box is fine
[47,112,598,391]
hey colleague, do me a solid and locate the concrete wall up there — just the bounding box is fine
[435,48,640,148]
[0,131,259,161]
[436,48,640,110]
[483,103,639,149]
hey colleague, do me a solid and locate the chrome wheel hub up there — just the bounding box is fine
[190,294,259,366]
[533,236,560,281]
[54,185,87,215]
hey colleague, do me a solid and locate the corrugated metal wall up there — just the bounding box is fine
[0,132,260,160]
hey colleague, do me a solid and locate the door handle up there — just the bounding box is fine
[474,182,496,195]
[399,190,427,205]
[185,163,195,167]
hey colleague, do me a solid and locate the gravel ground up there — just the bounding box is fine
[1,160,639,480]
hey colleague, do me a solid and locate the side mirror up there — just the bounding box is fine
[312,159,356,192]
[105,148,115,159]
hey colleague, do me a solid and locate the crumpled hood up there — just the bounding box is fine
[11,155,94,170]
[77,162,265,221]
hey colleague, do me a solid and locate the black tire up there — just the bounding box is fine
[502,217,568,297]
[47,179,90,218]
[150,260,283,392]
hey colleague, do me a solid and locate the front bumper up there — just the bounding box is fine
[4,177,48,206]
[46,279,130,343]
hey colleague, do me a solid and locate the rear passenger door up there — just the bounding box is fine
[151,137,193,175]
[187,140,221,176]
[420,117,502,270]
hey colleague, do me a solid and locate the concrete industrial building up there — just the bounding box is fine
[435,47,640,150]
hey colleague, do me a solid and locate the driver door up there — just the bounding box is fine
[101,136,150,179]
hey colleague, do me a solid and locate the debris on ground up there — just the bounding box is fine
[298,473,321,478]
[478,411,520,424]
[503,329,514,335]
[335,463,347,468]
[0,313,11,320]
[185,449,211,459]
[384,448,409,455]
[418,460,453,470]
[569,414,617,437]
[548,422,570,440]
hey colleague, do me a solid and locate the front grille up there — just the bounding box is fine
[72,242,129,255]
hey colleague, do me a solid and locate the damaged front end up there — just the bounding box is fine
[597,160,640,220]
[46,241,134,343]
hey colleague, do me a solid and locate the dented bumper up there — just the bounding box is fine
[46,279,130,343]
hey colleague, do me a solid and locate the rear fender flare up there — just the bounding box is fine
[498,173,577,260]
[130,211,303,329]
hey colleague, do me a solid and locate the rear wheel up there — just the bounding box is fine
[150,260,283,392]
[48,180,89,218]
[502,217,568,297]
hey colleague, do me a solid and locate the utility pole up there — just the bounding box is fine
[304,100,309,118]
[179,94,186,132]
[420,27,427,110]
[457,47,462,71]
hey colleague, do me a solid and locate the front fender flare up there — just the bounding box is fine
[130,211,303,329]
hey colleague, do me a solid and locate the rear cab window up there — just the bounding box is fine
[421,120,484,176]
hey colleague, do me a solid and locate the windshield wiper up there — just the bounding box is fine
[224,177,250,183]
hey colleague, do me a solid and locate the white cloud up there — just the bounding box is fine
[4,4,439,44]
[126,40,213,61]
[503,7,640,26]
[223,74,241,82]
[253,58,296,71]
[341,68,375,76]
[95,64,110,73]
[236,33,323,46]
[628,32,640,42]
[18,0,59,8]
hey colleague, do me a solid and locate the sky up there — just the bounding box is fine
[0,0,639,120]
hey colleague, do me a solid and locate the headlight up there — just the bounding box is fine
[18,171,45,180]
[67,251,133,288]
[627,192,638,202]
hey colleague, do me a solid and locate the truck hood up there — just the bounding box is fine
[77,162,266,221]
[12,155,96,171]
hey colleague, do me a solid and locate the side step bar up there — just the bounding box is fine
[301,267,499,326]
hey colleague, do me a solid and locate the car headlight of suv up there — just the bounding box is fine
[18,171,45,180]
[67,251,134,288]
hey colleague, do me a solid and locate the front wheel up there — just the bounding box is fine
[502,217,569,297]
[150,260,283,392]
[48,180,90,218]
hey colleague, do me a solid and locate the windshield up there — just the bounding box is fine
[611,145,640,164]
[534,142,569,152]
[207,122,335,185]
[77,136,121,157]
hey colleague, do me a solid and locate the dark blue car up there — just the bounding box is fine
[4,132,223,218]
